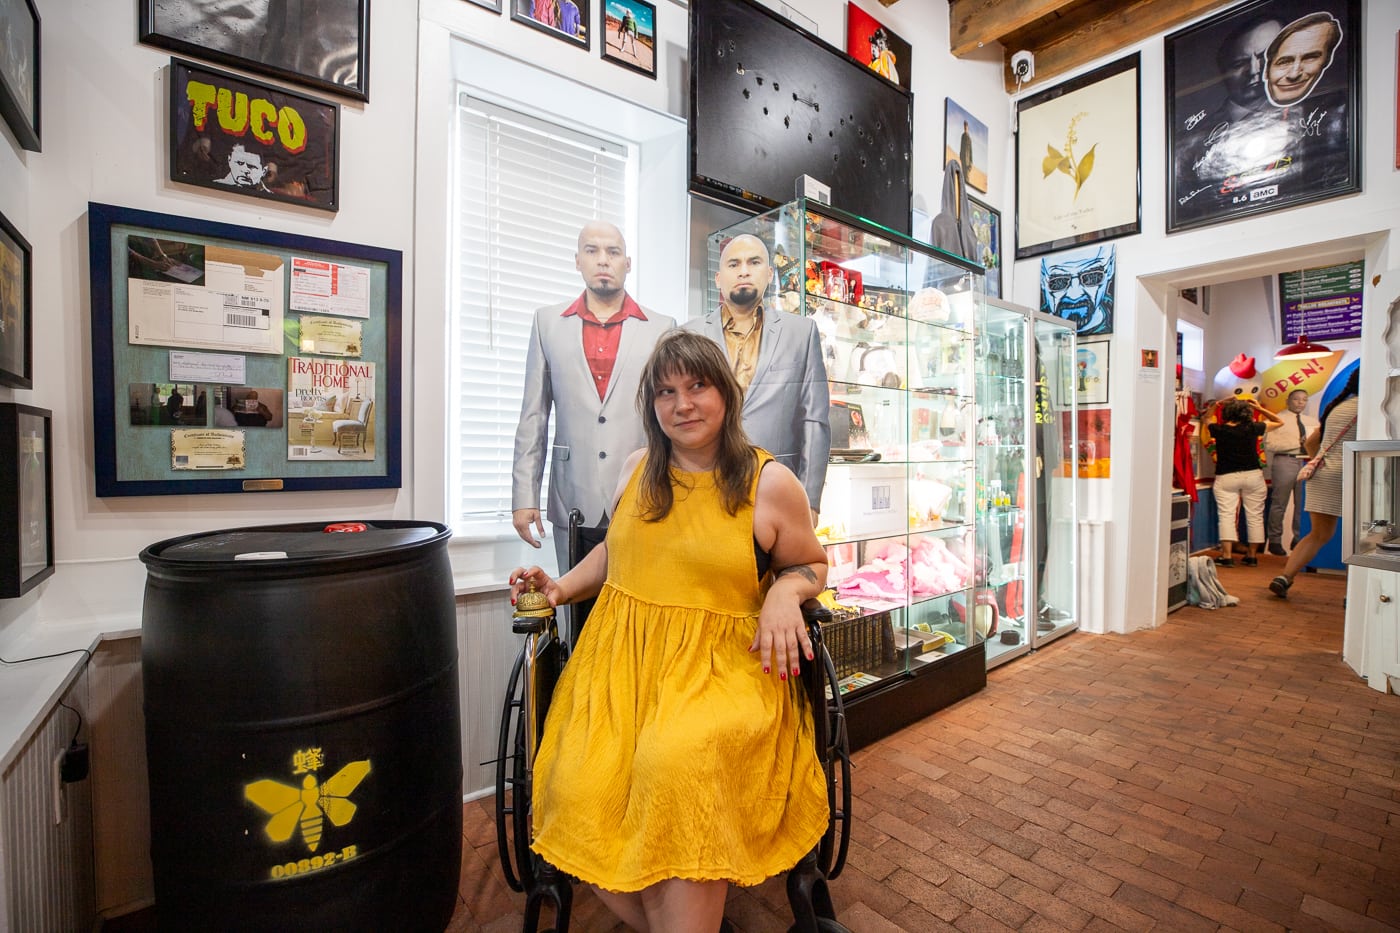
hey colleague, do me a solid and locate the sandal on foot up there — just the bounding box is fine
[1216,558,1234,567]
[1269,575,1291,598]
[1241,556,1258,567]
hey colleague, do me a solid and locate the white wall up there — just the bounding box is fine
[1007,0,1400,633]
[0,0,422,648]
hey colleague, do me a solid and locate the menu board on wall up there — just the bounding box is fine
[1279,261,1363,342]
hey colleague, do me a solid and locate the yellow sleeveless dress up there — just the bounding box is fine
[530,450,829,892]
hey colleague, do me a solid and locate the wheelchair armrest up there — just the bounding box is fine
[801,599,831,637]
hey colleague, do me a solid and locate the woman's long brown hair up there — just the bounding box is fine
[634,330,756,520]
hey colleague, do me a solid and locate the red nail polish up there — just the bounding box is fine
[780,672,787,681]
[763,666,770,674]
[792,667,799,676]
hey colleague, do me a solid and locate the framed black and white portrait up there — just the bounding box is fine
[1165,0,1361,233]
[140,0,371,102]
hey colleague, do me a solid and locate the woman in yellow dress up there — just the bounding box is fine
[509,330,830,932]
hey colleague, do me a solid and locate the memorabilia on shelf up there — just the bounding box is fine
[139,0,371,101]
[0,403,53,598]
[1015,54,1141,259]
[1165,0,1361,233]
[169,59,340,212]
[0,208,33,388]
[88,202,402,496]
[0,0,39,150]
[601,0,657,79]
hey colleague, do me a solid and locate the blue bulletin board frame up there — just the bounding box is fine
[87,202,402,497]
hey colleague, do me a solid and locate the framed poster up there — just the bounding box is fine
[1076,336,1110,406]
[88,202,402,497]
[967,196,1002,299]
[512,0,589,49]
[1165,0,1361,233]
[0,207,31,389]
[463,0,502,8]
[1039,244,1116,336]
[0,0,39,151]
[169,59,340,212]
[845,4,910,92]
[945,98,989,194]
[1015,54,1141,260]
[601,0,656,78]
[0,403,53,598]
[139,0,370,102]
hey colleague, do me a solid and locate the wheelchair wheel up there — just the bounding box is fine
[494,645,536,892]
[815,645,853,882]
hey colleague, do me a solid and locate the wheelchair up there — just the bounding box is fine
[495,513,853,933]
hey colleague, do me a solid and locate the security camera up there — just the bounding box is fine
[1011,50,1035,82]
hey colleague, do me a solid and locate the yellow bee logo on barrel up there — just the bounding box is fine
[245,758,371,853]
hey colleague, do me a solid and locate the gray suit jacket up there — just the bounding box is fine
[512,297,675,528]
[684,305,830,510]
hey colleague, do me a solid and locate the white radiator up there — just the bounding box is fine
[1,681,95,933]
[1078,519,1108,634]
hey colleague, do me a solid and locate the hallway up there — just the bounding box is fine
[455,564,1400,931]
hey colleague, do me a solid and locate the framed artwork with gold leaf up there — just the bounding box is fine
[1014,53,1140,260]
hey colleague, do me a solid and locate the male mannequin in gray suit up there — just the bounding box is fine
[684,234,830,522]
[512,221,675,581]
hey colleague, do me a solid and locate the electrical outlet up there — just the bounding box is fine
[62,743,89,783]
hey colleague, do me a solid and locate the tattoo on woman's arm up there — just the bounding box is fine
[775,564,818,585]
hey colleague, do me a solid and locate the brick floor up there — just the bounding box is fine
[457,562,1400,931]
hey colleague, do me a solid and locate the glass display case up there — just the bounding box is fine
[707,199,986,749]
[973,300,1078,669]
[1343,440,1400,572]
[1035,313,1078,642]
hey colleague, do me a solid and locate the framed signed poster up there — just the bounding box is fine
[139,0,370,102]
[1015,54,1140,260]
[1165,0,1361,233]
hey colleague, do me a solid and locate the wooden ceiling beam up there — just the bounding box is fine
[949,0,1081,59]
[998,0,1237,92]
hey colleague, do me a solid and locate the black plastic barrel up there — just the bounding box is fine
[139,521,461,933]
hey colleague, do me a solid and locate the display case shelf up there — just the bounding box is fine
[710,198,987,749]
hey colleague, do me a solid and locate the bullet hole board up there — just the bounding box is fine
[689,0,913,236]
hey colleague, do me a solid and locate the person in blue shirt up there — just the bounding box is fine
[558,0,582,38]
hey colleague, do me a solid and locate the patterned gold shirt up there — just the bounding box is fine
[721,304,764,391]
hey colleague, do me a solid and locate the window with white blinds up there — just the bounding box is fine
[451,94,632,522]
